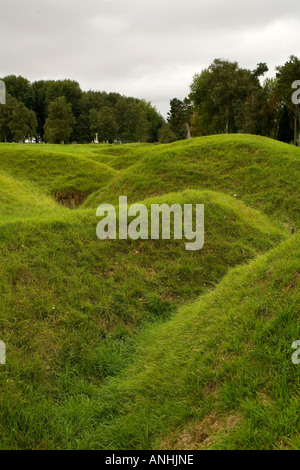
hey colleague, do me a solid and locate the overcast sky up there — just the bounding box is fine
[0,0,300,116]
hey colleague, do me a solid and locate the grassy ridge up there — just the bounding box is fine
[0,144,117,195]
[0,190,286,449]
[83,134,300,226]
[0,171,64,221]
[50,234,298,450]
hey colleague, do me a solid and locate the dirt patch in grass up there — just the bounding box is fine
[54,191,89,208]
[160,412,242,450]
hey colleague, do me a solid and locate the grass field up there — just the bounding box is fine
[0,134,299,449]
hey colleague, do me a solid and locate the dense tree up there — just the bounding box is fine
[158,123,177,143]
[0,76,163,144]
[26,80,48,141]
[141,100,164,142]
[76,91,110,143]
[124,102,150,142]
[89,106,118,142]
[98,107,118,142]
[74,92,163,143]
[2,59,300,145]
[9,102,37,142]
[0,93,17,142]
[253,62,269,79]
[44,97,75,144]
[233,63,268,134]
[187,59,283,139]
[276,56,300,145]
[190,59,256,135]
[277,106,294,143]
[74,112,91,143]
[45,80,82,118]
[261,78,281,139]
[81,90,111,112]
[167,98,192,140]
[89,108,99,138]
[2,75,30,104]
[114,96,131,141]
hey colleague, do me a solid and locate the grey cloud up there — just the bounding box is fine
[1,0,300,116]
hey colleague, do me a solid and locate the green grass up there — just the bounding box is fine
[0,143,118,195]
[83,134,300,227]
[0,171,64,221]
[0,134,299,449]
[50,233,298,451]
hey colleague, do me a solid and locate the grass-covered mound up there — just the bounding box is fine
[0,171,64,222]
[0,134,298,449]
[46,234,300,450]
[0,143,117,195]
[0,189,287,449]
[83,134,300,227]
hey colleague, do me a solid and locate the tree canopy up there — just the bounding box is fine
[1,57,300,145]
[186,56,300,145]
[0,76,164,144]
[44,96,75,144]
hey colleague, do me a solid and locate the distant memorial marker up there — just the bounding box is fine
[0,80,6,105]
[94,133,99,144]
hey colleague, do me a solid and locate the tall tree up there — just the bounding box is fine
[190,59,254,135]
[89,108,99,139]
[233,63,268,134]
[0,76,164,143]
[276,55,300,145]
[124,102,150,142]
[44,97,75,144]
[114,96,130,142]
[45,80,82,141]
[26,80,48,141]
[158,123,177,143]
[167,98,192,140]
[2,75,30,104]
[97,106,118,143]
[277,105,294,143]
[140,100,164,142]
[0,93,17,142]
[261,78,281,139]
[9,102,37,143]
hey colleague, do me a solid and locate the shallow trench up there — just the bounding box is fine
[54,191,89,208]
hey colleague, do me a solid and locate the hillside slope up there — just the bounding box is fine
[0,143,117,195]
[83,134,300,227]
[0,171,64,221]
[48,234,300,450]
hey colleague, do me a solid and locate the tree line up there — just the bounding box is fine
[1,55,300,145]
[0,77,164,143]
[164,55,300,146]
